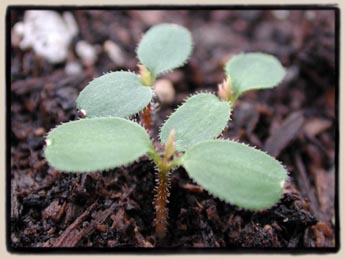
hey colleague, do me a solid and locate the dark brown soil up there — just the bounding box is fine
[8,8,338,251]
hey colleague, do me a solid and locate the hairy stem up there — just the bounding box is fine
[147,130,179,239]
[154,169,170,239]
[140,103,152,133]
[148,135,180,239]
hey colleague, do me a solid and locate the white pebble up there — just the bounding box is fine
[65,61,82,75]
[12,10,78,64]
[76,40,98,65]
[103,40,126,66]
[305,11,316,21]
[154,79,175,104]
[63,12,79,38]
[272,10,290,20]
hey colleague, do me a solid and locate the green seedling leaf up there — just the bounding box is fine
[77,71,152,118]
[225,52,285,98]
[181,140,287,210]
[137,23,193,77]
[160,93,231,152]
[45,117,153,173]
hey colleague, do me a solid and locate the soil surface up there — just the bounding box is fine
[9,8,337,250]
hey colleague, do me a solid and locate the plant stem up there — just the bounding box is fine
[138,64,155,133]
[154,168,170,239]
[147,134,181,240]
[140,103,152,133]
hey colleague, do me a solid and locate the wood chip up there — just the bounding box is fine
[11,181,20,220]
[42,200,66,222]
[304,118,332,138]
[294,153,320,219]
[315,221,333,238]
[264,111,304,157]
[111,207,130,232]
[181,183,204,193]
[43,201,98,247]
[313,167,335,220]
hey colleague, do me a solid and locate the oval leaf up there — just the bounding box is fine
[160,93,231,151]
[181,140,287,210]
[45,117,153,172]
[137,23,193,77]
[225,52,286,96]
[76,71,152,118]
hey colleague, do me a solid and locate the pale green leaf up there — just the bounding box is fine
[160,93,231,152]
[225,52,286,97]
[76,71,152,118]
[44,117,153,172]
[181,140,287,210]
[137,23,193,77]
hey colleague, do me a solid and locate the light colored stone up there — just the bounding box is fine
[154,79,175,104]
[12,10,78,64]
[76,40,98,65]
[64,61,82,75]
[104,40,126,66]
[272,10,290,20]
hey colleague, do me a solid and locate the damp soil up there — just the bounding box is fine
[9,9,337,250]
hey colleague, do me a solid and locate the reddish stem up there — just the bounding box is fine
[154,170,169,239]
[141,103,152,133]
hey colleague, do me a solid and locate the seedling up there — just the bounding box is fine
[44,24,287,240]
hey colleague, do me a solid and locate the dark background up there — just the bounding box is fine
[8,7,338,250]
